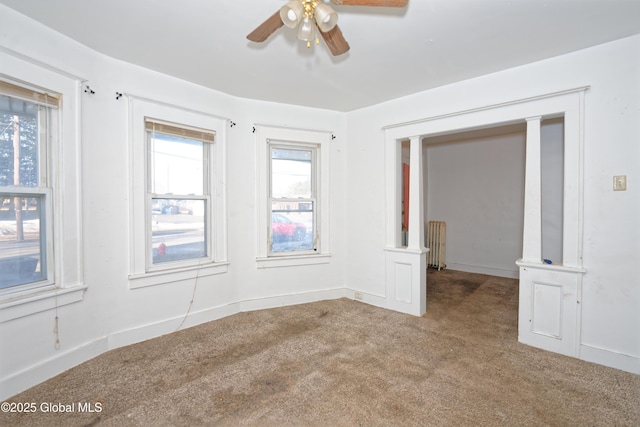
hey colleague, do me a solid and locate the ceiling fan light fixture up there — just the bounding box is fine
[280,1,304,29]
[297,16,316,46]
[314,3,338,32]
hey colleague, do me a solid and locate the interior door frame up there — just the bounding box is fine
[382,87,587,360]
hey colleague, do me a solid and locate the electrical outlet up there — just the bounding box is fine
[354,292,363,300]
[613,175,627,191]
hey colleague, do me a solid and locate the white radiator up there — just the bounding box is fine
[427,221,446,270]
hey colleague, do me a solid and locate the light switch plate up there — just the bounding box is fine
[613,175,627,191]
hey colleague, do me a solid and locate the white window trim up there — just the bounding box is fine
[0,52,85,322]
[128,97,228,289]
[255,124,331,268]
[268,141,318,257]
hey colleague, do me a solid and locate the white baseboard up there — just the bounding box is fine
[107,302,242,350]
[0,338,107,401]
[580,344,640,375]
[238,288,348,312]
[346,289,386,309]
[0,287,349,401]
[5,285,636,402]
[445,263,519,279]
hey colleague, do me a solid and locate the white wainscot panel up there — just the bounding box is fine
[394,262,412,303]
[518,263,583,357]
[384,248,426,316]
[531,282,563,338]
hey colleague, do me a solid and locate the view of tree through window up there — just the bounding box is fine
[0,93,47,289]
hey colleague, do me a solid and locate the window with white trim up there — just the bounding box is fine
[128,98,227,288]
[0,80,56,292]
[0,56,83,322]
[269,144,316,255]
[146,119,212,267]
[256,125,331,267]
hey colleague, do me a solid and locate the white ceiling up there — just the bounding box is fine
[2,0,640,111]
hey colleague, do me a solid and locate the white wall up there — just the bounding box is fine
[346,35,640,372]
[421,120,564,278]
[424,125,526,278]
[0,5,347,399]
[0,4,638,399]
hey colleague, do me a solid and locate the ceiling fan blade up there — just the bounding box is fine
[319,25,350,56]
[247,10,284,42]
[330,0,408,6]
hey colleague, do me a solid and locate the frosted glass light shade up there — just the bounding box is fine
[297,16,315,42]
[280,1,304,29]
[314,4,338,32]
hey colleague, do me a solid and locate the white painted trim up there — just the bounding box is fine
[128,262,229,289]
[254,124,332,264]
[382,86,591,130]
[127,98,228,283]
[256,254,332,268]
[346,289,387,309]
[516,259,586,274]
[0,336,107,401]
[0,50,85,312]
[580,344,640,375]
[253,122,334,135]
[384,247,429,255]
[446,263,519,279]
[522,116,542,262]
[0,285,86,323]
[407,136,426,251]
[0,288,350,400]
[237,288,348,312]
[0,45,88,82]
[122,92,231,122]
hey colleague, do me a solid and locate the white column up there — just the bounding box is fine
[407,136,425,251]
[384,137,402,248]
[522,117,542,262]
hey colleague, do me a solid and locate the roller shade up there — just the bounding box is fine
[0,80,60,108]
[145,119,215,143]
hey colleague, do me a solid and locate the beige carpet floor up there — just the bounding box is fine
[2,269,639,426]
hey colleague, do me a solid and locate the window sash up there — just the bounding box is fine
[0,81,55,292]
[268,143,318,256]
[145,122,213,270]
[0,188,54,293]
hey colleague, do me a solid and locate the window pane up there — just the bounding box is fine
[0,196,45,289]
[0,96,40,188]
[151,199,206,264]
[271,148,312,199]
[149,133,204,195]
[271,201,313,253]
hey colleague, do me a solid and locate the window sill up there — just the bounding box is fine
[129,261,229,289]
[0,284,87,323]
[256,253,332,269]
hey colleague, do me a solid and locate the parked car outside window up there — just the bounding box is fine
[272,213,306,241]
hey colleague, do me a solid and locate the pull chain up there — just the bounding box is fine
[54,315,60,349]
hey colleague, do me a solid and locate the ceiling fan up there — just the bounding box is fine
[247,0,408,56]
